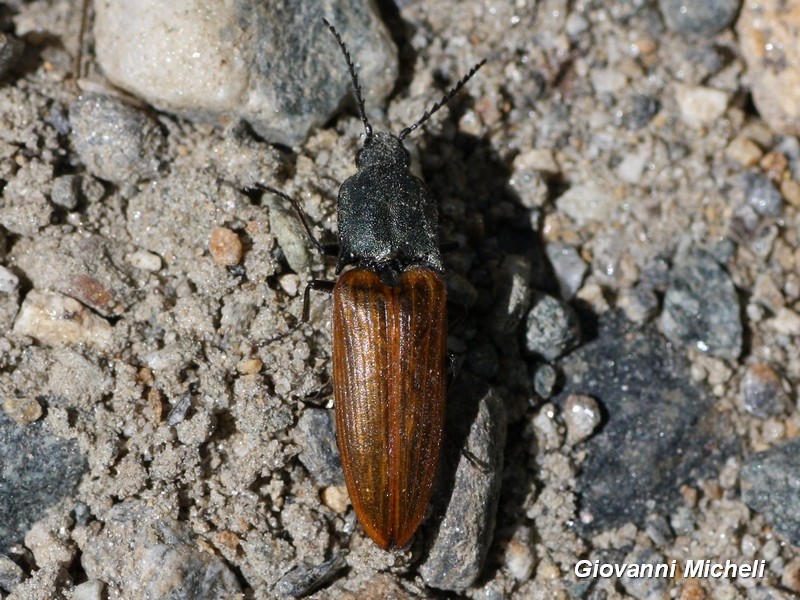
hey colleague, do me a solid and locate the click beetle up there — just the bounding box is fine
[269,19,484,550]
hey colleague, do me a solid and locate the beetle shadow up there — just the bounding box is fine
[416,126,551,576]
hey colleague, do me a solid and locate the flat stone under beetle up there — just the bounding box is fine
[266,19,484,550]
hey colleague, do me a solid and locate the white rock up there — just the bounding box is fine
[767,307,800,335]
[0,265,19,293]
[13,289,113,350]
[555,183,616,226]
[674,83,729,128]
[126,250,162,272]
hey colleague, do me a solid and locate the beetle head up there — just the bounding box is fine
[356,132,410,169]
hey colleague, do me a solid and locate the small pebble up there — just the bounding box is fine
[556,184,616,226]
[264,194,312,274]
[621,94,660,130]
[767,307,800,335]
[745,172,784,217]
[620,548,669,600]
[740,363,789,418]
[321,486,349,514]
[533,364,558,399]
[674,84,729,129]
[237,358,263,375]
[278,274,300,296]
[738,0,800,135]
[617,286,659,324]
[503,530,535,581]
[644,514,674,546]
[126,250,162,272]
[2,396,43,425]
[524,293,581,361]
[278,554,348,598]
[71,580,105,600]
[0,554,23,592]
[563,394,602,444]
[545,242,587,300]
[0,266,19,294]
[781,557,800,593]
[726,137,763,167]
[658,0,740,36]
[209,227,244,266]
[490,255,532,336]
[741,438,800,545]
[296,409,343,487]
[50,175,81,210]
[659,249,742,360]
[70,93,164,183]
[13,290,113,350]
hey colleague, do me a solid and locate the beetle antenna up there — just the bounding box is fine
[253,183,325,254]
[398,59,486,140]
[323,18,373,142]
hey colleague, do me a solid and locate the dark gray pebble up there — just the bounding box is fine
[0,412,87,549]
[420,375,506,591]
[465,342,499,379]
[659,249,742,360]
[70,93,164,183]
[557,313,737,533]
[745,171,784,218]
[277,553,347,598]
[741,438,800,545]
[524,293,581,361]
[658,0,741,37]
[621,94,660,130]
[296,409,343,487]
[740,363,790,418]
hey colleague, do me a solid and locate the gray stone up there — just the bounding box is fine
[0,412,87,549]
[295,409,343,487]
[489,255,532,336]
[620,548,669,600]
[524,293,581,361]
[620,94,660,130]
[740,363,790,418]
[81,500,241,598]
[659,249,742,360]
[545,242,587,300]
[69,93,164,184]
[420,376,506,591]
[618,286,659,324]
[533,363,558,399]
[0,161,53,236]
[742,439,800,545]
[745,171,784,217]
[93,0,397,147]
[658,0,741,37]
[0,554,24,593]
[557,313,736,533]
[50,175,80,210]
[277,553,347,598]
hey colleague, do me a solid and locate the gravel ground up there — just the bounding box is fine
[1,0,800,599]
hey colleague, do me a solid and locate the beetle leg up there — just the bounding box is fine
[303,279,335,322]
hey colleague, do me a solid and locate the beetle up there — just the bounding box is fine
[268,19,484,550]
